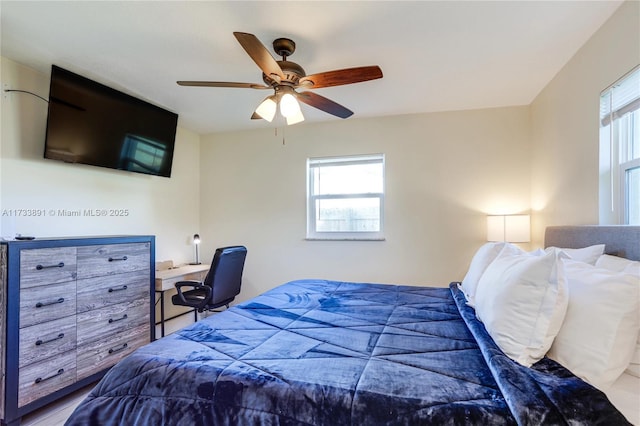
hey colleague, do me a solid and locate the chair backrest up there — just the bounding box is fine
[202,245,247,307]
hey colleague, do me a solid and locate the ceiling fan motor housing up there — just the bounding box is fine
[263,60,306,86]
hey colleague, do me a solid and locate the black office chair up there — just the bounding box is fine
[172,245,247,313]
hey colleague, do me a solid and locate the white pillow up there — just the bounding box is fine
[546,244,605,265]
[460,242,523,306]
[547,260,640,390]
[592,255,640,378]
[595,254,640,276]
[474,248,568,367]
[626,340,640,378]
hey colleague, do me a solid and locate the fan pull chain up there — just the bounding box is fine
[275,126,286,145]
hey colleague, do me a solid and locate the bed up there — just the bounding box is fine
[65,226,639,425]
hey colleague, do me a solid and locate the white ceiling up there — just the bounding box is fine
[1,1,622,134]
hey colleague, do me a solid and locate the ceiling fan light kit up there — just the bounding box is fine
[177,32,383,126]
[255,96,277,122]
[279,91,301,117]
[285,108,305,126]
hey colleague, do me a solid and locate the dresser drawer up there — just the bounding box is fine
[18,351,76,408]
[19,281,77,328]
[76,323,149,381]
[77,243,150,280]
[20,247,77,289]
[76,298,149,346]
[76,270,149,313]
[19,315,77,368]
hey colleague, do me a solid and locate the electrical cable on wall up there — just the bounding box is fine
[4,89,49,103]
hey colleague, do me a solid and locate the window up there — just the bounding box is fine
[599,66,640,225]
[307,154,385,240]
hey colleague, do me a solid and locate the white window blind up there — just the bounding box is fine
[600,69,640,127]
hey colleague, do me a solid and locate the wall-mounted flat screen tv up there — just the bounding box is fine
[44,65,178,177]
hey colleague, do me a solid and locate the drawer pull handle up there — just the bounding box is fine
[108,343,128,354]
[36,262,64,270]
[35,368,64,384]
[35,298,64,308]
[108,285,128,293]
[35,333,65,346]
[108,256,128,262]
[108,314,128,324]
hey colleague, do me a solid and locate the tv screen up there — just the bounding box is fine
[44,65,178,177]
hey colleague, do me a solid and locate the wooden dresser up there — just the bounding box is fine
[0,236,155,426]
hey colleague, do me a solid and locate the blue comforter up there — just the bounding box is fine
[65,280,629,425]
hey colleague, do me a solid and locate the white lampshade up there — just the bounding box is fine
[254,96,277,122]
[487,216,506,242]
[285,108,305,125]
[280,93,301,117]
[487,214,530,242]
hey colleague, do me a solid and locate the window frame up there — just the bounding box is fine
[621,157,640,224]
[599,66,640,225]
[306,154,385,241]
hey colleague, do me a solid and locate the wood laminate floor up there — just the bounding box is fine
[20,383,94,426]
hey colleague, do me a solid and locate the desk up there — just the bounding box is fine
[155,264,210,338]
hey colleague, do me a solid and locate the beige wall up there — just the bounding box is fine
[530,0,640,247]
[1,0,636,304]
[201,107,531,300]
[0,57,201,262]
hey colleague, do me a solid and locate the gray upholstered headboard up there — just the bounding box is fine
[544,225,640,261]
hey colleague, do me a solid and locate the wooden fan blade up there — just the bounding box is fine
[296,91,353,119]
[298,66,383,89]
[233,32,284,81]
[177,81,270,89]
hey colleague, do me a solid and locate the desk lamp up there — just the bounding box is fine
[190,233,201,265]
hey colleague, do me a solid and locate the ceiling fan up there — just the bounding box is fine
[177,32,383,125]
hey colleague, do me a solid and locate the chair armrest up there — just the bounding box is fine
[174,281,211,309]
[175,280,203,290]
